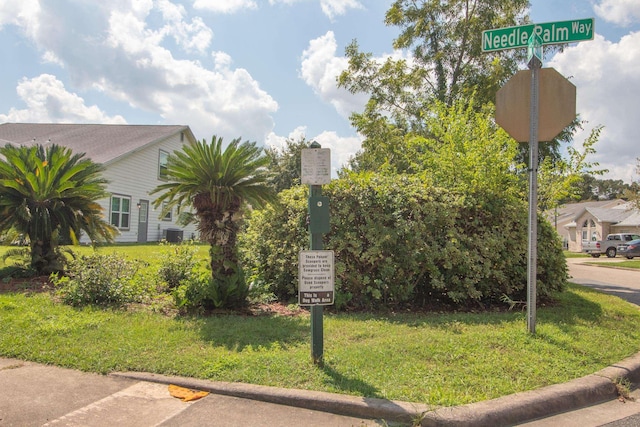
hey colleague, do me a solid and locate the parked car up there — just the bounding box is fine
[582,233,640,258]
[617,239,640,259]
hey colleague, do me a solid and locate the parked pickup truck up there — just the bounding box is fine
[582,233,640,258]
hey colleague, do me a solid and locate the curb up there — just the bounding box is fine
[111,351,640,426]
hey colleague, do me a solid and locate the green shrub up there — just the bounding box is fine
[171,254,248,313]
[52,253,147,307]
[157,241,200,290]
[240,172,567,311]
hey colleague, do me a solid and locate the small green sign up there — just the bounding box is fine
[482,18,594,52]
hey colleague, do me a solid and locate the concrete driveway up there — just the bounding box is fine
[566,257,640,305]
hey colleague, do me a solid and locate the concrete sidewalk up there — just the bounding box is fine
[3,352,640,427]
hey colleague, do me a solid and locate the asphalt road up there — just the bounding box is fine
[520,257,640,427]
[566,257,640,305]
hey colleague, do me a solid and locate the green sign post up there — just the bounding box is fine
[301,141,333,365]
[482,18,594,52]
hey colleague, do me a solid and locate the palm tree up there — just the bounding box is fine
[151,135,277,308]
[0,143,117,275]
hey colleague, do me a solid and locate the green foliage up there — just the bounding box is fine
[0,143,117,275]
[151,135,277,310]
[156,241,200,290]
[264,137,311,192]
[241,173,567,310]
[171,267,248,312]
[338,0,528,135]
[410,100,521,196]
[52,253,147,307]
[240,187,309,303]
[538,125,608,212]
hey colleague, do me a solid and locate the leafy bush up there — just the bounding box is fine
[52,253,148,307]
[171,267,247,313]
[157,241,200,290]
[240,172,567,311]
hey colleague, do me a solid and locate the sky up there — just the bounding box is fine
[0,0,639,182]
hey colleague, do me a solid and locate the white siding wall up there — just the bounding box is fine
[83,132,199,243]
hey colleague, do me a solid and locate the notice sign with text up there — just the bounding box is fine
[299,250,334,305]
[301,148,331,185]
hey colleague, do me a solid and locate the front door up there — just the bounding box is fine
[137,200,149,243]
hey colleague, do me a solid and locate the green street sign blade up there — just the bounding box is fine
[482,18,594,52]
[527,33,543,65]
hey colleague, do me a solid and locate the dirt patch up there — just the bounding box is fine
[249,302,306,317]
[0,276,52,294]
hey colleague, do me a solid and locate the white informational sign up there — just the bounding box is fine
[298,250,334,305]
[301,148,331,185]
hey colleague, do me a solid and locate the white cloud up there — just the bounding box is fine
[595,0,640,27]
[0,74,126,124]
[300,31,368,119]
[0,0,277,142]
[265,126,308,151]
[319,0,364,20]
[193,0,257,14]
[156,0,213,54]
[548,32,640,181]
[312,130,362,175]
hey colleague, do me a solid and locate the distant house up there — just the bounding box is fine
[0,123,199,243]
[547,199,640,252]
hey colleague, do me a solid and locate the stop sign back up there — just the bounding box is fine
[496,68,576,142]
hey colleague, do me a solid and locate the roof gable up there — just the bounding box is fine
[0,123,194,164]
[574,206,635,225]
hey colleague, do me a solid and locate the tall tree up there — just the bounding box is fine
[151,136,276,309]
[339,0,528,125]
[537,126,607,213]
[338,0,529,172]
[0,144,117,275]
[403,99,521,197]
[264,137,311,193]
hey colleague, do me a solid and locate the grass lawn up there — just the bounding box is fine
[2,244,640,407]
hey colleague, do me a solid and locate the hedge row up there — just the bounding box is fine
[240,173,567,310]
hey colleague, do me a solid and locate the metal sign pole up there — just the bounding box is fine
[527,36,542,334]
[308,141,325,365]
[309,183,324,365]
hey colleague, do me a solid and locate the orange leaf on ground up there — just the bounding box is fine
[168,384,210,402]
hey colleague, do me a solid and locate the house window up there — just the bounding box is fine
[111,195,131,229]
[162,202,172,221]
[159,150,169,180]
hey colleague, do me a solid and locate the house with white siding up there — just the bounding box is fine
[0,123,199,243]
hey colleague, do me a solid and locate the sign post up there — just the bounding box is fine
[486,18,591,333]
[300,141,333,365]
[526,34,542,334]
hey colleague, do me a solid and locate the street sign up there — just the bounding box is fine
[482,18,594,52]
[301,148,331,185]
[496,68,576,142]
[299,250,334,306]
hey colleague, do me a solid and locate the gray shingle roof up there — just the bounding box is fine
[0,123,193,165]
[584,206,634,224]
[616,211,640,227]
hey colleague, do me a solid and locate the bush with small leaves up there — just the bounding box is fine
[52,253,146,307]
[157,241,200,290]
[240,172,567,311]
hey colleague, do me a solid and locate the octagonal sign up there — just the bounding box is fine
[496,68,576,142]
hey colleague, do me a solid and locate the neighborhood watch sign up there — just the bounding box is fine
[482,18,594,52]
